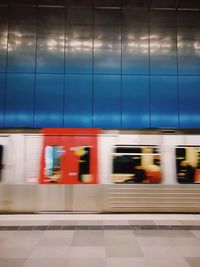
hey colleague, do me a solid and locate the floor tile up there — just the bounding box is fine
[23,258,67,267]
[72,230,104,246]
[136,236,174,247]
[160,230,196,238]
[0,237,6,245]
[106,244,143,258]
[0,259,26,267]
[67,258,106,267]
[105,235,138,247]
[13,231,44,239]
[2,237,40,247]
[134,230,165,238]
[181,221,200,226]
[29,247,69,258]
[141,246,176,259]
[37,237,73,247]
[104,230,135,236]
[172,237,200,246]
[69,246,106,258]
[185,257,200,267]
[143,256,190,267]
[43,230,75,238]
[142,246,190,267]
[0,231,16,239]
[191,231,200,239]
[106,257,147,267]
[174,246,200,257]
[0,247,33,259]
[154,220,182,226]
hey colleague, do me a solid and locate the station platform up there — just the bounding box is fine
[0,214,200,267]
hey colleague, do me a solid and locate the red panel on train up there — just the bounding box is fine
[39,129,101,184]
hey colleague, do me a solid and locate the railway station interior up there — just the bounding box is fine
[0,0,200,266]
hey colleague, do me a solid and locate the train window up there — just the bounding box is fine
[0,145,3,182]
[176,146,200,184]
[112,145,161,184]
[44,146,63,183]
[74,146,92,183]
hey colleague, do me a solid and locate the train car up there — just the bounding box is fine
[0,128,200,213]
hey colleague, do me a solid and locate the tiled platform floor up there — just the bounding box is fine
[0,214,200,267]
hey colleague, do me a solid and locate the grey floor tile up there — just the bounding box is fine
[2,237,40,247]
[181,221,200,226]
[23,258,67,267]
[143,256,190,267]
[104,230,135,236]
[174,246,200,257]
[106,257,147,267]
[72,230,104,246]
[134,230,165,238]
[185,257,200,267]
[158,230,196,238]
[67,258,106,267]
[29,247,69,258]
[191,231,200,239]
[136,236,174,247]
[154,220,182,226]
[13,230,44,239]
[129,220,155,225]
[0,231,16,238]
[172,237,200,246]
[105,235,138,247]
[141,246,190,266]
[141,246,176,259]
[43,230,75,238]
[69,246,106,258]
[37,237,73,247]
[0,237,6,246]
[106,244,143,258]
[0,247,33,259]
[0,259,26,267]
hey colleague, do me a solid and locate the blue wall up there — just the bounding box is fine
[0,5,200,129]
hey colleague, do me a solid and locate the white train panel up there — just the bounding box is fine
[24,135,42,184]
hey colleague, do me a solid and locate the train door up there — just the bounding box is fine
[40,135,66,184]
[0,136,10,183]
[40,129,100,184]
[63,135,98,184]
[0,145,3,182]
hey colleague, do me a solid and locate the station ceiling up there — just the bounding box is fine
[0,0,200,10]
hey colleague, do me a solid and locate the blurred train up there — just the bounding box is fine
[0,128,200,213]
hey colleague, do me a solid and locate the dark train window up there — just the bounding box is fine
[74,146,92,183]
[115,147,142,153]
[176,146,200,184]
[44,146,63,183]
[0,145,3,182]
[112,146,161,184]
